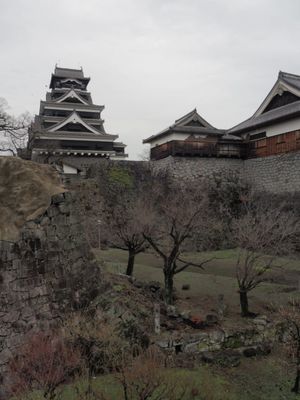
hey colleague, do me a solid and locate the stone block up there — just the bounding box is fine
[11,258,21,270]
[51,193,65,204]
[1,310,20,323]
[63,191,74,202]
[47,207,60,218]
[58,203,70,215]
[40,216,50,226]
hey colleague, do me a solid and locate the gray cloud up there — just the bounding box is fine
[1,0,300,158]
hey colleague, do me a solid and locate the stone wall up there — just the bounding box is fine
[157,315,277,355]
[151,156,243,182]
[156,315,280,367]
[244,152,300,194]
[0,192,100,388]
[151,153,300,193]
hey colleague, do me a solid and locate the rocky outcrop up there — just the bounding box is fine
[0,157,64,241]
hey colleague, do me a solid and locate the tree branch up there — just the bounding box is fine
[174,256,215,274]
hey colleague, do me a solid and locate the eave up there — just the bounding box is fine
[143,125,224,144]
[55,89,89,105]
[33,148,118,157]
[253,79,300,117]
[228,100,300,135]
[41,115,105,126]
[40,101,104,114]
[33,132,119,142]
[47,111,102,134]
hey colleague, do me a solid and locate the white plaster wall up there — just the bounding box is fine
[63,164,78,174]
[242,116,300,139]
[149,133,190,148]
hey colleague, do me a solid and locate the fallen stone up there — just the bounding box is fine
[209,329,225,343]
[205,314,219,326]
[181,284,190,291]
[180,310,191,320]
[243,347,257,357]
[147,281,161,292]
[51,193,65,204]
[132,280,143,289]
[166,305,179,318]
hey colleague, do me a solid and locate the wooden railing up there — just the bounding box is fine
[150,132,300,161]
[150,140,246,160]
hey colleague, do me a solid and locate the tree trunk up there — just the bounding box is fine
[126,251,135,276]
[292,345,300,394]
[292,366,300,393]
[239,290,250,317]
[164,270,174,305]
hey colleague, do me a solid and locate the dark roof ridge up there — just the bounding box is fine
[228,98,300,134]
[46,110,103,135]
[279,71,300,80]
[255,97,300,116]
[175,108,197,123]
[54,89,89,104]
[174,108,215,129]
[55,66,83,73]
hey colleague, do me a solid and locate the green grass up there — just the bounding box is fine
[21,357,296,400]
[94,248,300,316]
[19,367,236,400]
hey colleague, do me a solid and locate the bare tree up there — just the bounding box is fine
[232,200,300,317]
[143,184,213,305]
[280,301,300,394]
[0,98,31,155]
[138,146,150,161]
[99,163,167,277]
[106,195,152,276]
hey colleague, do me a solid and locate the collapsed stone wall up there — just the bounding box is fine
[0,192,100,386]
[157,314,278,361]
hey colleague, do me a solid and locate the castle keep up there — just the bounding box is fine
[28,67,127,174]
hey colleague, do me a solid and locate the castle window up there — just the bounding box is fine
[250,132,266,141]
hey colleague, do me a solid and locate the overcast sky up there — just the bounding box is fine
[1,0,300,159]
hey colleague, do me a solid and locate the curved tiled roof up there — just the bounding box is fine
[54,67,85,79]
[143,109,225,143]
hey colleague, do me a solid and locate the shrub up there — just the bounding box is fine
[8,331,82,400]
